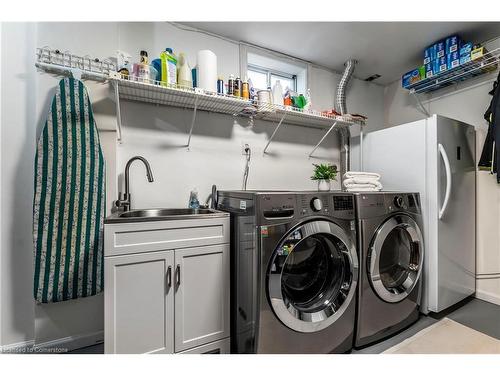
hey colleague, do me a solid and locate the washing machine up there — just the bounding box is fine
[353,192,425,348]
[217,191,359,354]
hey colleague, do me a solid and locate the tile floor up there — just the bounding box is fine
[69,298,500,354]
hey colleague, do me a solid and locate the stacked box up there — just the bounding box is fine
[433,56,447,75]
[460,42,473,57]
[424,63,434,78]
[424,45,436,64]
[447,51,460,70]
[402,66,425,88]
[445,35,462,54]
[435,40,446,59]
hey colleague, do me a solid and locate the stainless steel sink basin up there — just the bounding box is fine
[105,207,229,223]
[119,208,218,218]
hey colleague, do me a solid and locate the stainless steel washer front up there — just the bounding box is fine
[368,214,424,303]
[267,220,358,333]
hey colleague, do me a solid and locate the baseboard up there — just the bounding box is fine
[0,339,36,354]
[33,330,104,353]
[475,290,500,306]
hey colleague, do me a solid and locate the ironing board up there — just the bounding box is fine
[33,77,105,303]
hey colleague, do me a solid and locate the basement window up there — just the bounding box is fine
[243,48,307,95]
[248,64,297,94]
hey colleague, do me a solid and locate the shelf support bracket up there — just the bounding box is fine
[112,80,123,143]
[186,96,199,150]
[411,91,430,117]
[263,113,286,154]
[309,122,338,158]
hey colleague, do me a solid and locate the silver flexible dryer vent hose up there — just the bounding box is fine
[336,59,357,190]
[336,59,357,116]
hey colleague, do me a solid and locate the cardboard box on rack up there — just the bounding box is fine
[433,56,447,75]
[447,51,460,70]
[460,42,473,57]
[402,66,425,88]
[435,40,446,59]
[424,63,434,78]
[445,35,462,54]
[424,44,436,64]
[460,54,471,65]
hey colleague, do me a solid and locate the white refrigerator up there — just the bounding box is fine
[361,114,476,314]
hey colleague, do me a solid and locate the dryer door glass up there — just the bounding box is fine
[267,220,358,333]
[368,215,424,303]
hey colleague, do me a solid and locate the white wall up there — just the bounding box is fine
[1,22,37,348]
[0,21,384,349]
[1,22,118,349]
[383,38,500,306]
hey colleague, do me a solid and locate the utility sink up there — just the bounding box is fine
[105,207,229,224]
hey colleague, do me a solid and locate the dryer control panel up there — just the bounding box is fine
[297,193,354,220]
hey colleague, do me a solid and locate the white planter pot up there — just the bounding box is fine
[317,179,331,191]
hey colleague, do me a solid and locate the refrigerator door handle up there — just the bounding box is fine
[438,143,452,220]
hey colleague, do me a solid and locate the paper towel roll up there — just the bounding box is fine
[196,50,217,92]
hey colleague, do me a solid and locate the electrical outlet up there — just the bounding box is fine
[242,143,251,155]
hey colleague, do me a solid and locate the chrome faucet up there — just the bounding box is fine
[115,156,154,212]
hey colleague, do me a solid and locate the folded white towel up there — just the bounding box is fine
[343,177,382,186]
[343,177,383,192]
[344,171,381,180]
[345,186,382,192]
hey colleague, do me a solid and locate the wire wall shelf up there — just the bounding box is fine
[111,76,253,116]
[36,47,115,80]
[110,75,365,129]
[407,47,500,94]
[35,47,365,152]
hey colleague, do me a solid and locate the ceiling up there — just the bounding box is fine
[180,22,500,85]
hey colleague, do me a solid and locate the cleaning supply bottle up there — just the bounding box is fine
[160,48,177,87]
[177,52,192,88]
[303,88,312,111]
[272,80,283,105]
[242,77,249,99]
[133,50,153,82]
[151,57,162,82]
[227,74,235,95]
[189,187,200,209]
[117,50,132,78]
[234,76,242,97]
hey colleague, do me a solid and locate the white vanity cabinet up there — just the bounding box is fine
[104,216,230,354]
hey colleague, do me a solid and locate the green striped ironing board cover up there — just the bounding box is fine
[33,77,105,303]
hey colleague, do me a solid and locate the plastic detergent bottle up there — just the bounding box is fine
[189,187,200,209]
[160,48,177,86]
[133,50,153,82]
[177,52,193,88]
[272,80,283,105]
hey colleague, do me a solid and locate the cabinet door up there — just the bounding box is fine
[174,244,230,352]
[105,251,174,354]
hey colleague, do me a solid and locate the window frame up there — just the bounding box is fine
[247,63,297,92]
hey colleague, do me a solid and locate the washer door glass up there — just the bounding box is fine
[267,220,358,333]
[368,214,424,303]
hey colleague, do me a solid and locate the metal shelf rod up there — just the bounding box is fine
[113,81,123,143]
[186,96,199,149]
[309,122,338,158]
[263,113,286,154]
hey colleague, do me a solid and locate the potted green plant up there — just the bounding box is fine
[311,163,337,191]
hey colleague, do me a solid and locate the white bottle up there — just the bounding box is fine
[272,80,283,106]
[304,88,312,111]
[177,52,193,88]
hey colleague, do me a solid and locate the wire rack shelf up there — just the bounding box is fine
[35,47,115,80]
[407,47,500,94]
[35,48,365,151]
[110,75,365,128]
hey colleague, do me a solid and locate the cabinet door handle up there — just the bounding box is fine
[166,266,172,288]
[176,264,181,286]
